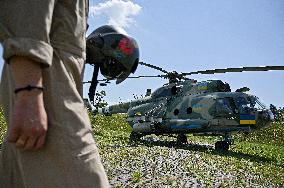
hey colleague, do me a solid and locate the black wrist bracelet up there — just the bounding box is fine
[14,85,44,94]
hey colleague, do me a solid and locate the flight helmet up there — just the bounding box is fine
[86,25,139,84]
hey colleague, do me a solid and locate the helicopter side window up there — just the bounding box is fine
[174,109,179,116]
[187,107,193,114]
[216,98,234,115]
[235,97,251,114]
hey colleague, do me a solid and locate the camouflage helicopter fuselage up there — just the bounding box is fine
[97,79,273,151]
[93,63,284,151]
[99,79,273,137]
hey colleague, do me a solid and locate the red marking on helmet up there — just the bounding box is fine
[118,38,134,55]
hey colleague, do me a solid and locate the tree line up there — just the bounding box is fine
[270,104,284,122]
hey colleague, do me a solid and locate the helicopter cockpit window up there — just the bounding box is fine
[248,96,266,110]
[235,97,252,114]
[216,98,234,115]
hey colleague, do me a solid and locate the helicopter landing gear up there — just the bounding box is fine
[130,131,143,142]
[215,141,229,151]
[177,134,188,144]
[215,133,233,151]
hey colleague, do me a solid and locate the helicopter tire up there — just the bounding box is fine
[215,141,229,151]
[177,134,188,144]
[130,131,143,142]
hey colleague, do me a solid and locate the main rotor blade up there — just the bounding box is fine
[139,62,169,74]
[83,79,113,84]
[83,75,165,84]
[128,75,164,78]
[182,66,284,75]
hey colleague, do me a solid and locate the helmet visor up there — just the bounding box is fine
[100,58,128,80]
[116,72,131,84]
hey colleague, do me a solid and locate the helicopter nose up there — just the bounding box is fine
[256,110,273,129]
[268,110,275,121]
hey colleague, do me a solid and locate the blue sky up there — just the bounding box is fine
[1,0,284,107]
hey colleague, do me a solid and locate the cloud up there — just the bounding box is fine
[90,0,142,34]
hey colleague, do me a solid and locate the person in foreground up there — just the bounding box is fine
[0,1,110,187]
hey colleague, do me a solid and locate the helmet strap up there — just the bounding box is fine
[88,63,101,104]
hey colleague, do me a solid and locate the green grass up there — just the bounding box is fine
[182,123,284,186]
[89,114,132,146]
[132,171,142,183]
[1,111,283,187]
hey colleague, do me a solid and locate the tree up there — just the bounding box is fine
[270,104,284,122]
[93,90,108,109]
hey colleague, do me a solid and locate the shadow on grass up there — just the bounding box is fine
[128,137,282,166]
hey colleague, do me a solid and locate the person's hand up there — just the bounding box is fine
[8,55,48,151]
[8,90,48,150]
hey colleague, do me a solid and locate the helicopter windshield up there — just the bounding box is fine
[234,97,251,114]
[247,96,267,110]
[235,96,266,114]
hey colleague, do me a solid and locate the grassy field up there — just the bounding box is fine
[1,110,283,187]
[90,114,284,187]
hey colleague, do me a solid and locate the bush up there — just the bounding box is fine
[270,104,284,122]
[236,122,284,146]
[236,105,284,146]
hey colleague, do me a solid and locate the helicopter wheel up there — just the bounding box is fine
[215,141,229,151]
[130,131,143,142]
[177,134,188,144]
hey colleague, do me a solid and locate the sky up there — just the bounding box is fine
[1,0,284,107]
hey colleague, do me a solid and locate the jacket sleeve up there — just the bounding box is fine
[0,1,55,66]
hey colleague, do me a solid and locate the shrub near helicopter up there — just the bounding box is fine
[89,62,284,151]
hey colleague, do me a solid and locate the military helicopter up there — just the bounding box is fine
[93,62,284,151]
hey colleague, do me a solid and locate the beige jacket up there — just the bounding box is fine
[0,0,88,66]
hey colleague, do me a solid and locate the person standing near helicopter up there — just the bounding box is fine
[0,0,138,187]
